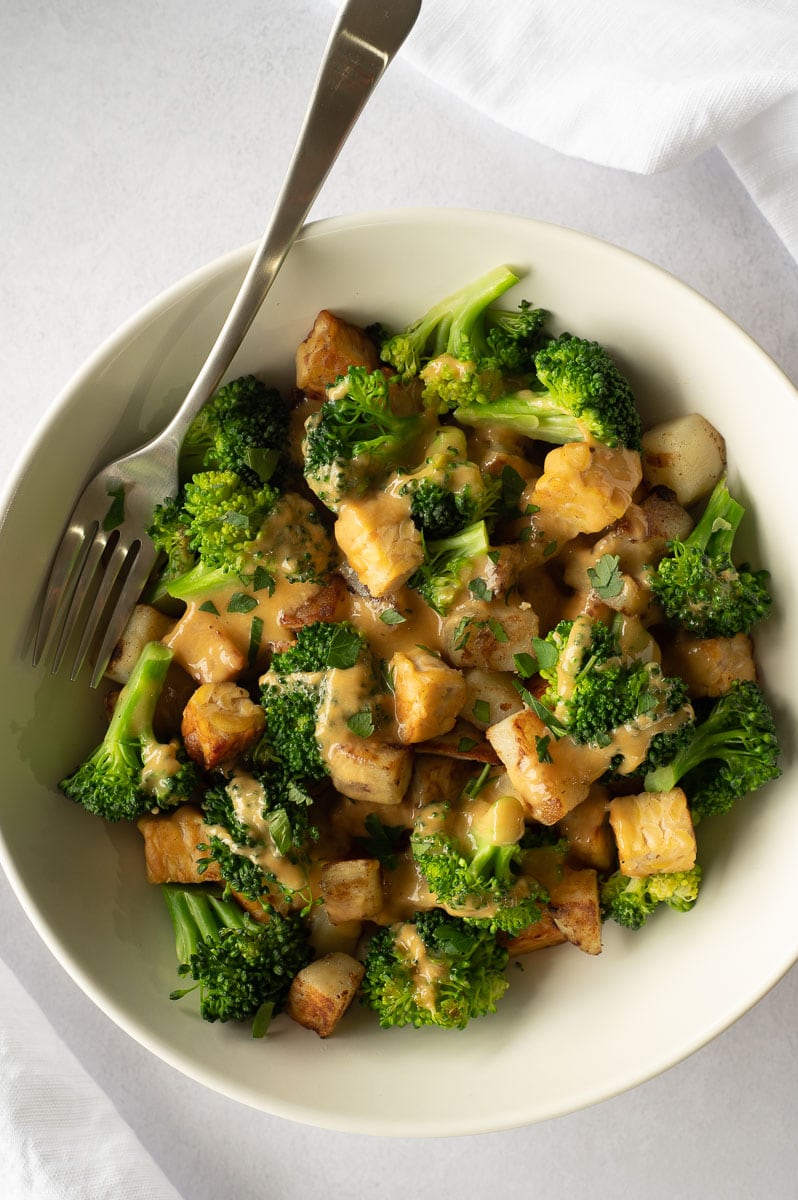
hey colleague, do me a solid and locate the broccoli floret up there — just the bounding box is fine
[644,680,781,818]
[379,264,520,381]
[537,618,692,768]
[260,620,369,781]
[407,519,490,615]
[60,642,199,821]
[648,476,772,638]
[453,335,642,451]
[360,909,510,1029]
[410,786,547,936]
[302,366,427,508]
[484,300,552,373]
[180,374,289,486]
[148,468,280,601]
[198,763,318,901]
[600,866,702,930]
[163,885,311,1025]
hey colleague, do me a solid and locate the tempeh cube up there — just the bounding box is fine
[334,495,424,596]
[181,682,266,771]
[390,647,466,743]
[609,787,697,877]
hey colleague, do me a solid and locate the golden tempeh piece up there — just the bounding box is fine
[390,647,466,744]
[137,806,219,884]
[334,495,424,596]
[181,682,266,772]
[609,787,697,877]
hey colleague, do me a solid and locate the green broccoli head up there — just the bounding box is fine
[60,642,200,822]
[600,866,702,930]
[379,264,520,380]
[406,473,501,540]
[180,470,279,572]
[360,909,510,1029]
[302,367,426,509]
[410,786,547,936]
[644,680,781,818]
[537,618,691,765]
[648,476,772,638]
[163,885,311,1024]
[180,374,289,486]
[454,335,642,451]
[484,300,552,374]
[407,519,491,615]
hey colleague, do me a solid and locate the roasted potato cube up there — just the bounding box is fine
[548,866,602,955]
[334,495,424,596]
[137,806,218,884]
[405,754,473,810]
[641,413,726,506]
[286,952,366,1038]
[325,736,413,805]
[181,682,266,771]
[559,785,615,872]
[163,609,246,684]
[308,906,363,957]
[503,911,567,955]
[443,600,540,673]
[320,858,383,923]
[486,708,610,824]
[106,606,174,684]
[662,631,757,697]
[391,647,466,743]
[461,668,524,730]
[609,787,697,877]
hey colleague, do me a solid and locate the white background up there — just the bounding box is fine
[2,1,797,1195]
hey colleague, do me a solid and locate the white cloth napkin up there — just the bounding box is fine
[0,955,181,1200]
[388,0,798,262]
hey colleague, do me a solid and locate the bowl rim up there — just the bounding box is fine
[2,206,796,1136]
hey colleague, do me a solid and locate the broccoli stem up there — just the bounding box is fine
[108,641,172,744]
[684,476,743,558]
[163,884,248,965]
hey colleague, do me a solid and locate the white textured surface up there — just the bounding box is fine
[2,1,798,1196]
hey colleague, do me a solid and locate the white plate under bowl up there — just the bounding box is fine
[1,209,796,1136]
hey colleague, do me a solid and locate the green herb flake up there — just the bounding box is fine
[245,447,280,483]
[326,624,362,669]
[380,608,407,626]
[354,812,405,869]
[535,734,552,764]
[587,553,624,599]
[252,565,276,595]
[472,699,491,724]
[469,577,494,603]
[457,737,478,753]
[199,600,219,615]
[500,464,526,514]
[487,617,509,643]
[531,636,558,671]
[221,510,251,529]
[227,592,258,614]
[543,539,558,558]
[513,652,538,678]
[452,616,472,651]
[102,484,125,531]
[347,709,375,738]
[464,764,492,797]
[247,615,264,666]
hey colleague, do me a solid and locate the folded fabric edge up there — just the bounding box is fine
[0,955,183,1200]
[722,91,798,266]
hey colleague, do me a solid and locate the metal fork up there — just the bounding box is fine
[32,0,421,688]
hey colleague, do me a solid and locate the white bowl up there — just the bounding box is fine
[1,209,796,1136]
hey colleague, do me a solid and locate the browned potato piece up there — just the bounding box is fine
[308,906,362,957]
[106,607,174,684]
[163,609,247,684]
[443,600,540,672]
[295,309,379,402]
[334,495,424,596]
[547,866,602,955]
[461,668,524,730]
[559,785,615,873]
[609,787,697,877]
[320,858,383,923]
[181,682,266,771]
[503,912,568,955]
[325,737,413,806]
[662,631,757,697]
[391,647,466,743]
[405,754,473,810]
[279,574,348,630]
[641,414,726,506]
[285,951,366,1038]
[486,708,610,824]
[137,806,219,884]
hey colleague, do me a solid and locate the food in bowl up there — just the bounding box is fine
[56,262,780,1041]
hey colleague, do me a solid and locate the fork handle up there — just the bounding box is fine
[152,0,421,461]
